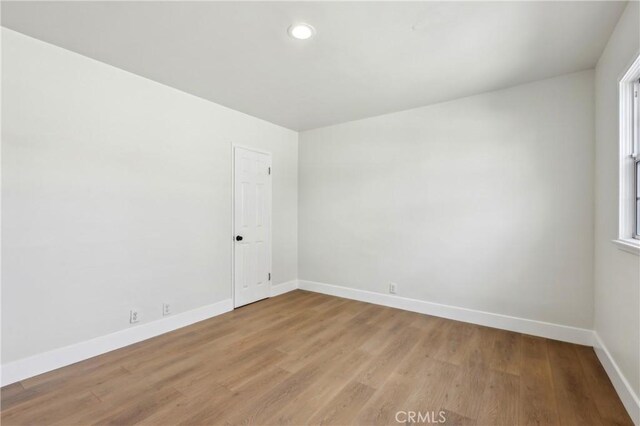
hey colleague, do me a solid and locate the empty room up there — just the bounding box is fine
[1,1,639,425]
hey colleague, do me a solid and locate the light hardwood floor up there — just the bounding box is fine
[0,290,633,425]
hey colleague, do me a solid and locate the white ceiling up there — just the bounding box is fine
[1,1,627,131]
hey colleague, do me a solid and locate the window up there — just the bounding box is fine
[631,79,640,239]
[634,78,640,239]
[615,55,640,254]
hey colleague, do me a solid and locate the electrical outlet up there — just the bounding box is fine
[389,282,397,294]
[163,303,171,316]
[130,309,140,324]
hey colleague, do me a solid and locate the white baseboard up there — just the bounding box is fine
[270,279,299,297]
[3,280,636,425]
[298,280,593,345]
[0,298,233,387]
[593,333,640,425]
[0,282,298,387]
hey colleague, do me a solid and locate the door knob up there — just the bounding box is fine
[235,235,243,241]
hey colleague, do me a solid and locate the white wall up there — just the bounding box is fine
[299,70,595,329]
[594,0,640,402]
[1,28,298,363]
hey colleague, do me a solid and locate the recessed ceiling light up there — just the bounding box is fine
[288,23,315,40]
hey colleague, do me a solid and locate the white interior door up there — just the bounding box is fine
[233,146,272,308]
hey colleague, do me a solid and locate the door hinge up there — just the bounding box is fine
[268,273,271,280]
[268,167,271,175]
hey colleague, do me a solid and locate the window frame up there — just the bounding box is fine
[614,53,640,255]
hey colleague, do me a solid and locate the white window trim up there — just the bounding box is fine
[614,53,640,255]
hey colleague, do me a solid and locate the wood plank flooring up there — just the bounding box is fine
[0,290,633,425]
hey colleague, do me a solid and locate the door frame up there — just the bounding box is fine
[231,144,273,309]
